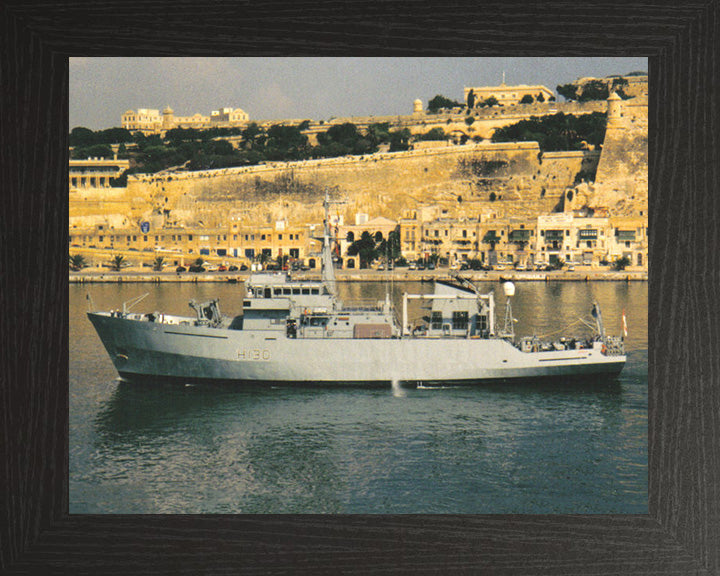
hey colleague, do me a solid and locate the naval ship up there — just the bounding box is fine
[88,195,626,386]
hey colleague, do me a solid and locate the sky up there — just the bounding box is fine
[70,57,648,130]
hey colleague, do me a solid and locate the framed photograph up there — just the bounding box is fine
[2,2,717,574]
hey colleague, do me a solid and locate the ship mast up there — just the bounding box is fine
[321,189,338,296]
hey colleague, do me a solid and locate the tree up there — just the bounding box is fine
[153,256,165,271]
[69,127,96,147]
[519,94,534,104]
[366,123,391,146]
[491,112,607,152]
[556,83,579,101]
[536,93,545,103]
[578,80,609,102]
[466,89,476,109]
[387,226,401,261]
[69,254,86,271]
[72,144,114,159]
[110,254,126,271]
[388,128,411,152]
[347,231,379,268]
[464,116,475,126]
[427,94,462,113]
[276,254,289,269]
[194,257,205,267]
[612,256,631,270]
[483,96,499,107]
[419,127,447,141]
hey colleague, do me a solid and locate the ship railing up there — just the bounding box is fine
[342,299,384,312]
[602,335,625,356]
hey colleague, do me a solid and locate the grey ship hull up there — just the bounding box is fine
[88,312,625,386]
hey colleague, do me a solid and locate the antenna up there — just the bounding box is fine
[502,281,515,338]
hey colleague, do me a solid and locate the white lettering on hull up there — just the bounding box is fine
[237,348,271,361]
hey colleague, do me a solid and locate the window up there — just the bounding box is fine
[278,234,283,240]
[452,311,469,330]
[431,311,443,330]
[144,235,148,242]
[188,234,193,241]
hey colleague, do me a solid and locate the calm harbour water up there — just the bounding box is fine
[70,280,647,514]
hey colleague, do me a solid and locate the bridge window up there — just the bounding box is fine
[453,311,469,330]
[431,311,443,330]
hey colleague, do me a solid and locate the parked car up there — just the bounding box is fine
[176,266,186,273]
[240,264,248,271]
[188,265,205,273]
[228,265,238,272]
[217,265,227,272]
[567,264,576,271]
[459,263,469,271]
[409,262,417,270]
[427,262,436,270]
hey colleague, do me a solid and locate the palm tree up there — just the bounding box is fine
[110,254,126,271]
[153,256,165,271]
[69,254,86,271]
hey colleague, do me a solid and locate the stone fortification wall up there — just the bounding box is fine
[583,95,648,215]
[123,141,599,229]
[322,100,606,141]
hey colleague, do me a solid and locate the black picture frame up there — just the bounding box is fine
[2,1,718,574]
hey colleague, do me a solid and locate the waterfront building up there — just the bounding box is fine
[337,216,398,269]
[463,83,555,107]
[69,156,130,190]
[607,215,648,267]
[69,220,315,268]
